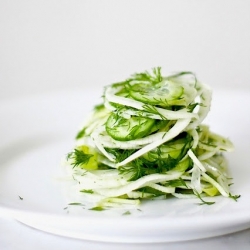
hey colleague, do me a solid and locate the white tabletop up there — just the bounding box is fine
[1,216,250,250]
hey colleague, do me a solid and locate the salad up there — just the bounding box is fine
[64,67,239,209]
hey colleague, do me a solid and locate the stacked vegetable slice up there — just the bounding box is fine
[65,68,238,208]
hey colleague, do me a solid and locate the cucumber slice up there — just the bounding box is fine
[128,79,183,106]
[142,135,192,163]
[106,113,155,141]
[128,79,196,107]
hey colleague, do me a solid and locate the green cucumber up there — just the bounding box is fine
[128,79,185,107]
[106,113,155,141]
[142,135,192,163]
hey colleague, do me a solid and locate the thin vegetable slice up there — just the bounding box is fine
[63,67,238,209]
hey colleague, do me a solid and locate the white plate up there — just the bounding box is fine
[0,88,250,243]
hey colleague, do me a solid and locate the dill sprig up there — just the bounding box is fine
[67,149,93,168]
[112,133,193,181]
[142,104,167,120]
[229,193,241,201]
[129,67,162,84]
[193,190,215,205]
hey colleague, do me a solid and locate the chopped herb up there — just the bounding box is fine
[89,206,105,211]
[122,211,131,215]
[63,67,237,209]
[68,202,83,206]
[67,149,93,168]
[229,193,241,201]
[75,127,86,139]
[80,189,94,194]
[194,190,215,205]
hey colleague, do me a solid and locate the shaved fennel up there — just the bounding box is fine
[63,67,239,209]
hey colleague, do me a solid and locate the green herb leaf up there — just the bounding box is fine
[193,190,215,205]
[229,193,241,201]
[129,67,162,84]
[80,189,94,194]
[122,211,131,215]
[89,206,105,211]
[68,202,83,206]
[75,127,86,139]
[67,149,93,168]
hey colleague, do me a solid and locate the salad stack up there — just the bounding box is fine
[65,68,237,208]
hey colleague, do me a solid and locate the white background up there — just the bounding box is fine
[1,0,250,101]
[1,1,250,249]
